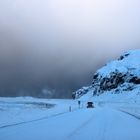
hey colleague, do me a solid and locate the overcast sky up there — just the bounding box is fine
[0,0,140,97]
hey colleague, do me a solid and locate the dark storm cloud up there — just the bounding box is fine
[0,0,140,97]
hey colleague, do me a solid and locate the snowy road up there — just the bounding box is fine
[0,107,140,140]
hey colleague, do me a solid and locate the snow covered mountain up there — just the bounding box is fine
[74,49,140,98]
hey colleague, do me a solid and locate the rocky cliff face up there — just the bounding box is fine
[74,50,140,98]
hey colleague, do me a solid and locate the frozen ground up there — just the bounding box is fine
[80,90,140,119]
[0,97,78,128]
[0,96,140,140]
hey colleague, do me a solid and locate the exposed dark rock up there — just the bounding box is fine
[129,77,140,84]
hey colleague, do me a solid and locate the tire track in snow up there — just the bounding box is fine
[118,110,140,120]
[97,101,140,120]
[66,112,95,139]
[0,112,67,129]
[0,108,79,129]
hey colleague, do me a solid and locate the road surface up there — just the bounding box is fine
[0,107,140,140]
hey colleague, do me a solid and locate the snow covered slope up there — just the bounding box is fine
[74,49,140,98]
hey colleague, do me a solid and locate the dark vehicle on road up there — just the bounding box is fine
[87,102,94,108]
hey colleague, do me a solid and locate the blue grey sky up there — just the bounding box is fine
[0,0,140,97]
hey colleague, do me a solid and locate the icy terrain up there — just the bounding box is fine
[0,97,78,128]
[0,95,140,140]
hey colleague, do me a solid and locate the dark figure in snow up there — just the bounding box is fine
[72,93,75,99]
[69,106,72,112]
[78,100,81,109]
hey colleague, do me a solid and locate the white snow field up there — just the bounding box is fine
[0,96,140,140]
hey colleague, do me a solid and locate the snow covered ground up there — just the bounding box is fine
[0,97,78,128]
[80,88,140,117]
[0,96,140,140]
